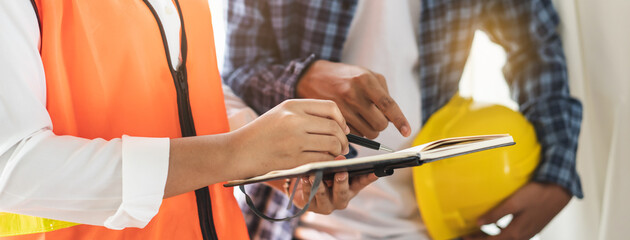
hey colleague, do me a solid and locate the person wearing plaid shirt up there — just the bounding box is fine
[223,0,583,239]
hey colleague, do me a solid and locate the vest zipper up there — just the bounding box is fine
[174,68,196,136]
[142,1,218,240]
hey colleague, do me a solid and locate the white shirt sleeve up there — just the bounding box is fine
[223,84,258,131]
[0,1,170,229]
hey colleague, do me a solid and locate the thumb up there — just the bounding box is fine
[478,197,522,226]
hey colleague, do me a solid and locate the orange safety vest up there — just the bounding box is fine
[6,0,249,239]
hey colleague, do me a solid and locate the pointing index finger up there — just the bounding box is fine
[363,78,411,137]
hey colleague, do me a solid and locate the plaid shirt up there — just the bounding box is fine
[222,0,583,239]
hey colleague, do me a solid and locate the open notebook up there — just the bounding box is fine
[224,134,514,187]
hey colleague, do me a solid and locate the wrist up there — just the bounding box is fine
[187,132,251,183]
[295,57,322,98]
[296,59,327,98]
[224,128,260,180]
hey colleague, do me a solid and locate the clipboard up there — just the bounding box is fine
[224,134,515,187]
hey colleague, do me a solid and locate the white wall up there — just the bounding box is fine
[542,1,630,239]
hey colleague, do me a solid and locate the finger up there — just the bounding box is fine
[355,102,389,132]
[370,71,389,93]
[299,177,315,209]
[345,115,380,139]
[331,172,351,209]
[348,125,362,136]
[323,179,334,188]
[303,115,349,154]
[478,197,523,226]
[310,175,334,214]
[362,78,411,137]
[486,214,530,240]
[301,99,350,134]
[342,91,389,132]
[341,107,380,139]
[349,173,379,192]
[303,134,343,156]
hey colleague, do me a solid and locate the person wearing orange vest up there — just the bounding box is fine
[0,0,377,239]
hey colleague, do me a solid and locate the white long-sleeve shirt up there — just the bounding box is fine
[0,0,256,230]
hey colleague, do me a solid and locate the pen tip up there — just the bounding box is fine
[380,145,395,153]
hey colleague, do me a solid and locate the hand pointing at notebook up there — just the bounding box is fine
[297,60,411,139]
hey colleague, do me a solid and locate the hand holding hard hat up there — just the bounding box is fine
[464,182,571,240]
[413,94,569,239]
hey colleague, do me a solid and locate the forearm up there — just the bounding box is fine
[480,0,583,197]
[510,19,583,198]
[166,97,352,198]
[526,96,582,197]
[165,133,248,198]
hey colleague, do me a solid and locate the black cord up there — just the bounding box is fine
[239,171,323,222]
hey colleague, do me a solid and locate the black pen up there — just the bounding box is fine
[346,134,395,152]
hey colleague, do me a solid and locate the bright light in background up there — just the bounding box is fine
[460,30,517,110]
[209,0,226,73]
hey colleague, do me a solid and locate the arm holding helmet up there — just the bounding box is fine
[464,1,582,239]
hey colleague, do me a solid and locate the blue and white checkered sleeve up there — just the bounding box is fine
[481,0,583,198]
[238,184,298,240]
[222,0,316,114]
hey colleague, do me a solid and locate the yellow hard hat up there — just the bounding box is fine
[412,94,540,240]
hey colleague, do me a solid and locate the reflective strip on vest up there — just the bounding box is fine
[1,0,249,239]
[0,213,78,237]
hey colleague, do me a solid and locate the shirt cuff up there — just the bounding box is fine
[104,135,170,229]
[532,144,583,198]
[284,53,318,101]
